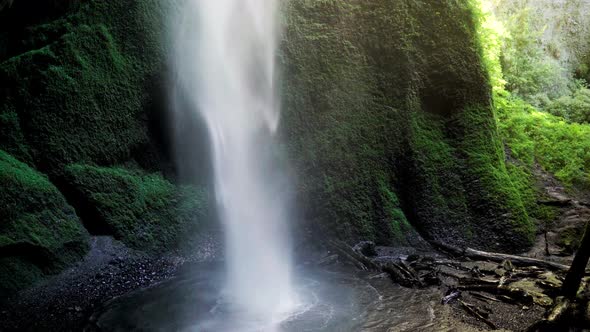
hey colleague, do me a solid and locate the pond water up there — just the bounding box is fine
[88,263,471,332]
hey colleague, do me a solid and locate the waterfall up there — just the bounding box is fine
[171,0,296,325]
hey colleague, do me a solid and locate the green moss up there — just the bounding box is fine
[63,164,210,251]
[0,0,166,176]
[282,0,534,250]
[0,0,538,257]
[0,150,88,295]
[0,109,30,162]
[376,176,414,245]
[456,104,534,243]
[557,227,583,254]
[495,94,590,188]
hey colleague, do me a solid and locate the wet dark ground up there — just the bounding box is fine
[81,255,546,332]
[0,237,188,332]
[2,166,588,331]
[85,263,448,332]
[0,237,552,332]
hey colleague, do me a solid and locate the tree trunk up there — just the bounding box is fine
[562,220,590,298]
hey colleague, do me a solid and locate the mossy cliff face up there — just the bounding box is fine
[0,150,88,295]
[62,165,209,252]
[0,0,211,295]
[0,0,537,294]
[0,0,166,173]
[281,0,534,251]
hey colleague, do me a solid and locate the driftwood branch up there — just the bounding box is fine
[469,291,501,303]
[457,284,534,305]
[328,240,380,271]
[459,299,497,329]
[381,261,423,287]
[432,241,571,271]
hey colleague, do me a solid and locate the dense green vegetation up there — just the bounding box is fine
[474,0,590,189]
[546,84,590,124]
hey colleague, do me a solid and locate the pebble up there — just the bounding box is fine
[0,252,181,331]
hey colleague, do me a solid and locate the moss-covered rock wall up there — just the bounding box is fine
[0,0,212,295]
[62,164,209,251]
[281,0,534,251]
[0,150,88,295]
[0,0,166,174]
[0,0,537,294]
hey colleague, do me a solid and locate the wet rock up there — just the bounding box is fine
[442,288,462,304]
[353,241,377,257]
[317,254,339,266]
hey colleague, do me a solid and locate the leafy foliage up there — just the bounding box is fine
[496,94,590,187]
[546,82,590,124]
[500,10,569,103]
[487,2,570,104]
[474,0,590,188]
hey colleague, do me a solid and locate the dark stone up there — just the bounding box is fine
[353,241,377,257]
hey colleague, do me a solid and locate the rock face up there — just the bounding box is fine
[281,0,534,251]
[0,0,535,294]
[0,0,166,175]
[0,0,212,295]
[62,164,210,251]
[0,150,88,295]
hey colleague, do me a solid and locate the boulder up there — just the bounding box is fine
[62,164,210,252]
[0,150,88,296]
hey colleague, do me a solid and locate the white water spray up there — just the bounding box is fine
[171,0,296,324]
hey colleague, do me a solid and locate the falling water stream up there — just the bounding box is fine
[171,0,296,328]
[86,2,466,331]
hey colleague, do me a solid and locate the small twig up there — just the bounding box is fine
[544,231,551,256]
[469,291,501,303]
[459,300,497,329]
[458,285,534,305]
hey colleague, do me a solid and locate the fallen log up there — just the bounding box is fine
[459,299,497,329]
[459,277,499,287]
[469,291,501,303]
[383,262,423,288]
[457,284,534,305]
[431,241,571,272]
[328,240,380,271]
[537,199,572,207]
[328,242,371,271]
[546,297,570,322]
[525,297,570,332]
